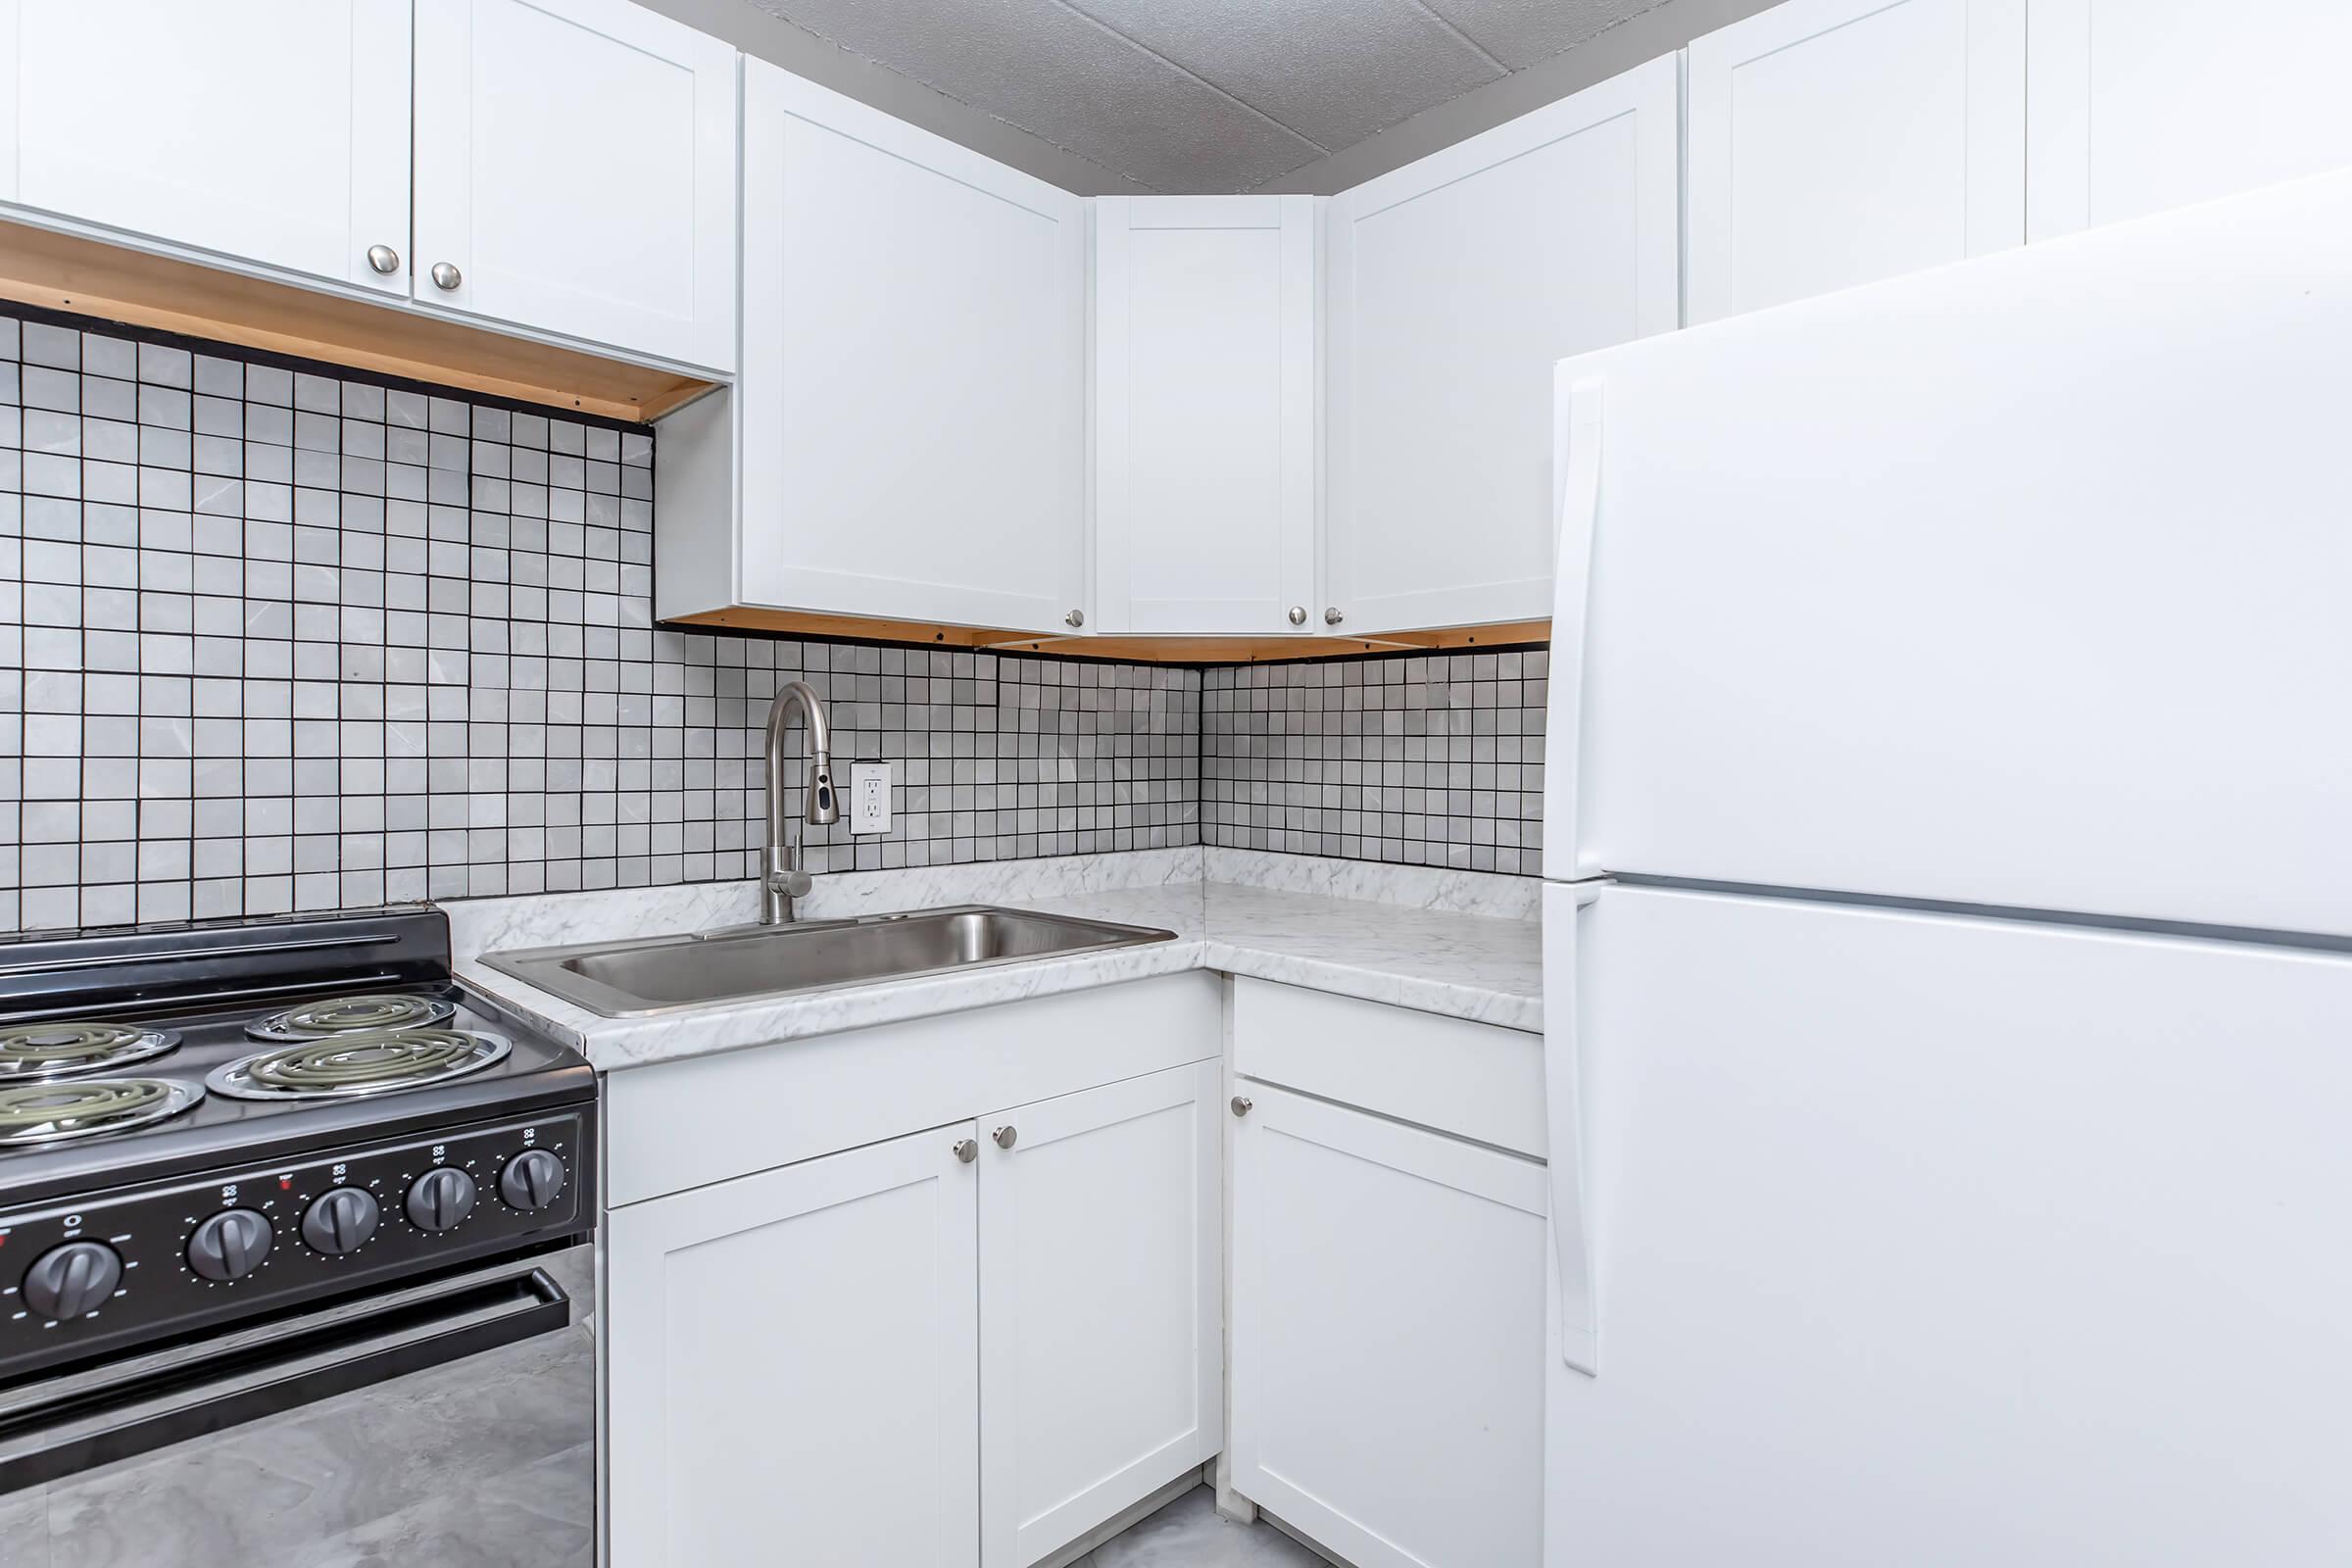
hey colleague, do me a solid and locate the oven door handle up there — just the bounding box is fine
[0,1263,572,1494]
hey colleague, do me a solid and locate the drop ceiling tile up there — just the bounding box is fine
[1067,0,1506,153]
[749,0,1326,190]
[1421,0,1664,71]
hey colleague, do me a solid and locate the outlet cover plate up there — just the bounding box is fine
[850,761,892,835]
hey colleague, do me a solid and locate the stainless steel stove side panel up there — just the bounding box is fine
[12,1243,596,1568]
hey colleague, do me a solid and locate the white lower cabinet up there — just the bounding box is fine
[979,1061,1224,1567]
[605,1123,983,1567]
[603,978,1225,1568]
[1231,1083,1548,1568]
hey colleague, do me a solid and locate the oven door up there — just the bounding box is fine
[0,1241,594,1567]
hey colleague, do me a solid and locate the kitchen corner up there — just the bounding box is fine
[4,0,2340,1561]
[448,846,1544,1070]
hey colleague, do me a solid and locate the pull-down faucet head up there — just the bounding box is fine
[761,680,837,923]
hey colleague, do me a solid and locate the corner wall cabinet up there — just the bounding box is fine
[1322,55,1681,636]
[1092,195,1319,637]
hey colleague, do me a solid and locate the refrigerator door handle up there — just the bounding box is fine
[1551,879,1604,1375]
[1548,371,1604,880]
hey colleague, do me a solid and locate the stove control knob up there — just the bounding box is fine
[23,1239,122,1320]
[405,1168,477,1233]
[186,1208,273,1283]
[302,1188,381,1256]
[499,1149,567,1212]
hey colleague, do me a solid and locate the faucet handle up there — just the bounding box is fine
[767,867,814,900]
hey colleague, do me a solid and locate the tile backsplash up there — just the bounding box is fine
[0,302,1544,933]
[1200,652,1547,877]
[0,306,1198,933]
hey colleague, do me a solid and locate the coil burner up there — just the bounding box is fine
[0,1078,203,1147]
[244,994,458,1044]
[208,1029,512,1102]
[0,1022,180,1082]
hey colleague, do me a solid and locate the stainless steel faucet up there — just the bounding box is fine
[760,679,838,923]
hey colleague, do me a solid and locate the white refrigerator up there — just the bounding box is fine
[1540,168,2352,1565]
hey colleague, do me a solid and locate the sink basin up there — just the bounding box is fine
[481,905,1180,1017]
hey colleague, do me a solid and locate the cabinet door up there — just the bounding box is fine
[0,0,410,295]
[1324,56,1678,636]
[737,61,1087,635]
[1231,1083,1547,1568]
[1094,196,1317,636]
[979,1061,1222,1568]
[413,0,738,369]
[607,1124,980,1568]
[1687,0,2025,323]
[2026,0,2352,241]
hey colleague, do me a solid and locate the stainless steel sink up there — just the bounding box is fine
[481,905,1180,1017]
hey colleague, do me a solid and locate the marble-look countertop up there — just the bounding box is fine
[449,849,1544,1073]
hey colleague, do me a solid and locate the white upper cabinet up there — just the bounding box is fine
[1685,0,2026,323]
[2026,0,2352,241]
[727,60,1087,635]
[0,0,412,295]
[1094,196,1318,637]
[413,0,738,370]
[1324,56,1679,637]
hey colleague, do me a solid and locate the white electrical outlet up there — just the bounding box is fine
[850,761,892,835]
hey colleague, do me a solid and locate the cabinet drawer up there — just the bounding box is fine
[1232,979,1544,1158]
[608,972,1220,1205]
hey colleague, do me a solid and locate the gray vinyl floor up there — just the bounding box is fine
[1080,1486,1332,1567]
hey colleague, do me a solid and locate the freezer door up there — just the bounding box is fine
[1545,884,2352,1566]
[1544,167,2352,936]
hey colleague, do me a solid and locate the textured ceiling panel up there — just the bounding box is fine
[1421,0,1666,72]
[1067,0,1507,154]
[741,0,1676,188]
[749,0,1324,190]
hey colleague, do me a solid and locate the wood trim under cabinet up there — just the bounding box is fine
[672,607,1550,663]
[0,219,716,422]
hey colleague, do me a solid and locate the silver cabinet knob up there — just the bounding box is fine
[953,1138,977,1164]
[429,261,464,291]
[1064,609,1085,628]
[1231,1096,1253,1117]
[1324,607,1345,626]
[1287,607,1306,626]
[992,1125,1018,1150]
[366,243,401,275]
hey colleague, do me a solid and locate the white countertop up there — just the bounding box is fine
[447,849,1544,1072]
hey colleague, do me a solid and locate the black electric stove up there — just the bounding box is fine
[0,906,597,1409]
